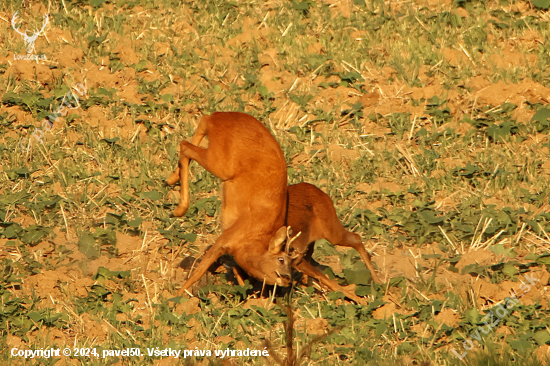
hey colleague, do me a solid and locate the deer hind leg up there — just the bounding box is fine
[294,259,363,304]
[315,208,382,284]
[167,119,208,217]
[332,231,382,284]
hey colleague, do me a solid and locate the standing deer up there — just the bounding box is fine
[166,112,291,297]
[232,182,381,303]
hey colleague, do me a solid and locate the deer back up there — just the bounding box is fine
[203,112,288,236]
[287,182,349,254]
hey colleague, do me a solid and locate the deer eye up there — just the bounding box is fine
[278,257,285,264]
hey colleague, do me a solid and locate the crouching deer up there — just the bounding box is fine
[166,112,291,297]
[232,183,381,303]
[287,182,381,302]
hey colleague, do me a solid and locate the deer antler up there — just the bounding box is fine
[11,11,26,37]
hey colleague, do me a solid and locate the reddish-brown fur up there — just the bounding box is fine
[232,183,381,303]
[166,112,291,297]
[286,182,381,302]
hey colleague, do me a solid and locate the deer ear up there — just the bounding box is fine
[268,226,287,254]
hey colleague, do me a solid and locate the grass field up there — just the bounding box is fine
[2,0,550,365]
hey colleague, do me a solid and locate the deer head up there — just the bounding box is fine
[234,226,292,287]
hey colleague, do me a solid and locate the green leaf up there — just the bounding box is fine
[464,308,480,325]
[95,228,117,245]
[0,192,31,206]
[343,268,372,286]
[534,330,550,345]
[114,270,131,279]
[90,284,110,297]
[90,0,106,7]
[87,34,107,48]
[180,233,197,243]
[78,232,99,259]
[66,114,80,123]
[489,245,516,258]
[161,94,174,103]
[502,263,517,277]
[366,299,385,313]
[509,339,532,351]
[106,212,126,227]
[422,254,442,259]
[387,276,406,288]
[532,0,550,9]
[292,0,313,14]
[139,191,163,201]
[134,60,148,72]
[339,71,363,83]
[374,322,387,336]
[100,137,120,144]
[93,266,112,280]
[162,312,180,324]
[304,54,328,69]
[4,168,31,181]
[344,304,357,318]
[355,285,371,297]
[396,342,414,354]
[1,92,22,105]
[457,162,480,177]
[93,267,130,280]
[531,107,550,133]
[525,253,538,261]
[2,223,23,239]
[419,210,444,225]
[536,254,550,265]
[127,218,143,228]
[27,311,43,322]
[327,291,345,301]
[258,85,269,98]
[462,263,486,276]
[20,225,50,246]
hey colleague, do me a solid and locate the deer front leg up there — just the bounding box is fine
[177,223,244,298]
[295,260,365,304]
[177,242,227,298]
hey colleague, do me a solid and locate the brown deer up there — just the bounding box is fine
[166,112,291,297]
[287,182,381,300]
[233,182,381,303]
